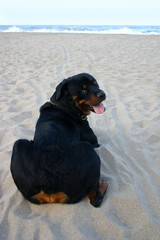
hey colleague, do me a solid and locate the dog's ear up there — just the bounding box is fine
[50,79,68,101]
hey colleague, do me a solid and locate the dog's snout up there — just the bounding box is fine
[96,90,106,100]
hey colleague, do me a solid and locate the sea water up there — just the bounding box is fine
[0,25,160,35]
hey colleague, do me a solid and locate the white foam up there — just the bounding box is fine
[31,28,59,33]
[102,27,142,35]
[3,26,22,32]
[1,26,159,35]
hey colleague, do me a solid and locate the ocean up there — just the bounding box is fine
[0,25,160,35]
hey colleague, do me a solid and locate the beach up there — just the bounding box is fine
[0,33,160,240]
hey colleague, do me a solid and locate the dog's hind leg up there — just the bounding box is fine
[10,139,35,200]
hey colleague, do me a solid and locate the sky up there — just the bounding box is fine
[1,0,160,25]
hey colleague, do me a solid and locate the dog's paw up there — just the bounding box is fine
[90,194,103,208]
[90,182,108,207]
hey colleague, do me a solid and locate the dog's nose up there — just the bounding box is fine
[96,90,106,100]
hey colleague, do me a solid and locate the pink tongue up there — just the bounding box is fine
[93,103,105,114]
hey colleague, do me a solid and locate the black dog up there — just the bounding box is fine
[11,73,108,207]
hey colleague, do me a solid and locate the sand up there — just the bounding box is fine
[0,33,160,240]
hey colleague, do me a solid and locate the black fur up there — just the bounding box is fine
[11,73,107,207]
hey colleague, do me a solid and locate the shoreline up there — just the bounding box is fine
[1,25,160,35]
[1,32,160,36]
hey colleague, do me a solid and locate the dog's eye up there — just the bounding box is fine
[92,80,98,86]
[81,89,87,95]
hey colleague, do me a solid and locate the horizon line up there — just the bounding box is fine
[0,24,160,26]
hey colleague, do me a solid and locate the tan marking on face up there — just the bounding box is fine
[83,85,87,89]
[73,95,78,101]
[85,94,103,106]
[79,95,101,107]
[79,99,85,105]
[75,93,104,115]
[75,101,91,115]
[89,78,93,81]
[32,191,68,204]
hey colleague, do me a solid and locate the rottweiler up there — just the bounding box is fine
[11,73,108,207]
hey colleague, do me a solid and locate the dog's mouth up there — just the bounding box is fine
[82,102,106,114]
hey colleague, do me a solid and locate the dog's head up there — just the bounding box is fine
[50,73,106,115]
